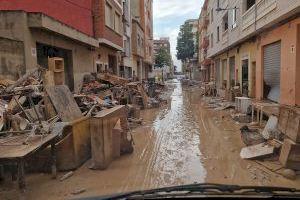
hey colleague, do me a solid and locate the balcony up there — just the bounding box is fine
[242,0,277,30]
[222,30,228,45]
[201,58,212,66]
[201,18,209,30]
[201,37,209,49]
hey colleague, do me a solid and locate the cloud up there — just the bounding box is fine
[153,0,202,19]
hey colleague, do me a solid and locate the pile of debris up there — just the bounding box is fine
[202,97,235,111]
[0,67,136,169]
[239,106,300,180]
[0,67,56,139]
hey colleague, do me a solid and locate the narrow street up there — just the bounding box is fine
[2,80,300,200]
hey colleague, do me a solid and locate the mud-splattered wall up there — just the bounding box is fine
[0,37,25,80]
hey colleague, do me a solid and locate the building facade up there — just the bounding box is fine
[198,0,211,82]
[0,0,154,90]
[204,0,300,105]
[182,19,200,80]
[0,0,98,92]
[120,0,134,79]
[93,0,123,76]
[143,0,154,80]
[130,0,153,81]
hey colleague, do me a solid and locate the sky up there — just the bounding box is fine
[153,0,204,72]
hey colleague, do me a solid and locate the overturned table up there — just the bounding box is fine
[0,132,59,190]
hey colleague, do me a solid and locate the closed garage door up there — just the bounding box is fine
[263,41,281,102]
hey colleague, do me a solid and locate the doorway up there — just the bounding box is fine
[215,59,221,88]
[108,55,117,75]
[229,56,235,87]
[242,59,249,96]
[222,59,227,89]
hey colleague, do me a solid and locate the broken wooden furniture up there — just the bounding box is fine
[56,117,90,170]
[44,85,91,170]
[250,101,280,126]
[96,73,130,86]
[0,132,59,191]
[280,139,300,170]
[90,105,133,170]
[45,85,82,122]
[278,106,300,169]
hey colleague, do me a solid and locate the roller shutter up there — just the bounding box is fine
[263,42,281,102]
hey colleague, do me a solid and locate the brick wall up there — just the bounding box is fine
[92,0,123,48]
[0,0,93,36]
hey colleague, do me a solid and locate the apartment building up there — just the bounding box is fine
[152,37,173,79]
[0,0,98,92]
[130,0,145,80]
[93,0,123,76]
[153,37,171,55]
[205,0,300,106]
[130,0,153,81]
[143,0,154,79]
[198,0,211,82]
[183,19,199,80]
[120,0,134,79]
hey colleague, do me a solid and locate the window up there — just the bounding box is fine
[217,26,220,42]
[232,7,237,28]
[246,0,256,12]
[105,3,113,28]
[210,33,213,48]
[114,13,121,33]
[149,46,152,56]
[222,12,228,32]
[138,35,141,46]
[211,8,213,23]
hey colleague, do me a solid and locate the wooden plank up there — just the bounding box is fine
[5,68,40,93]
[90,106,127,170]
[94,105,125,118]
[45,85,82,122]
[278,106,290,135]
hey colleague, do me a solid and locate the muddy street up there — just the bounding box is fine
[127,80,206,189]
[2,80,300,200]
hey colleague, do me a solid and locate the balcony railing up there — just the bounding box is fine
[202,19,209,29]
[242,0,277,30]
[222,30,228,45]
[201,37,209,49]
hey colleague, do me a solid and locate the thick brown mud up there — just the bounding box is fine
[1,80,300,200]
